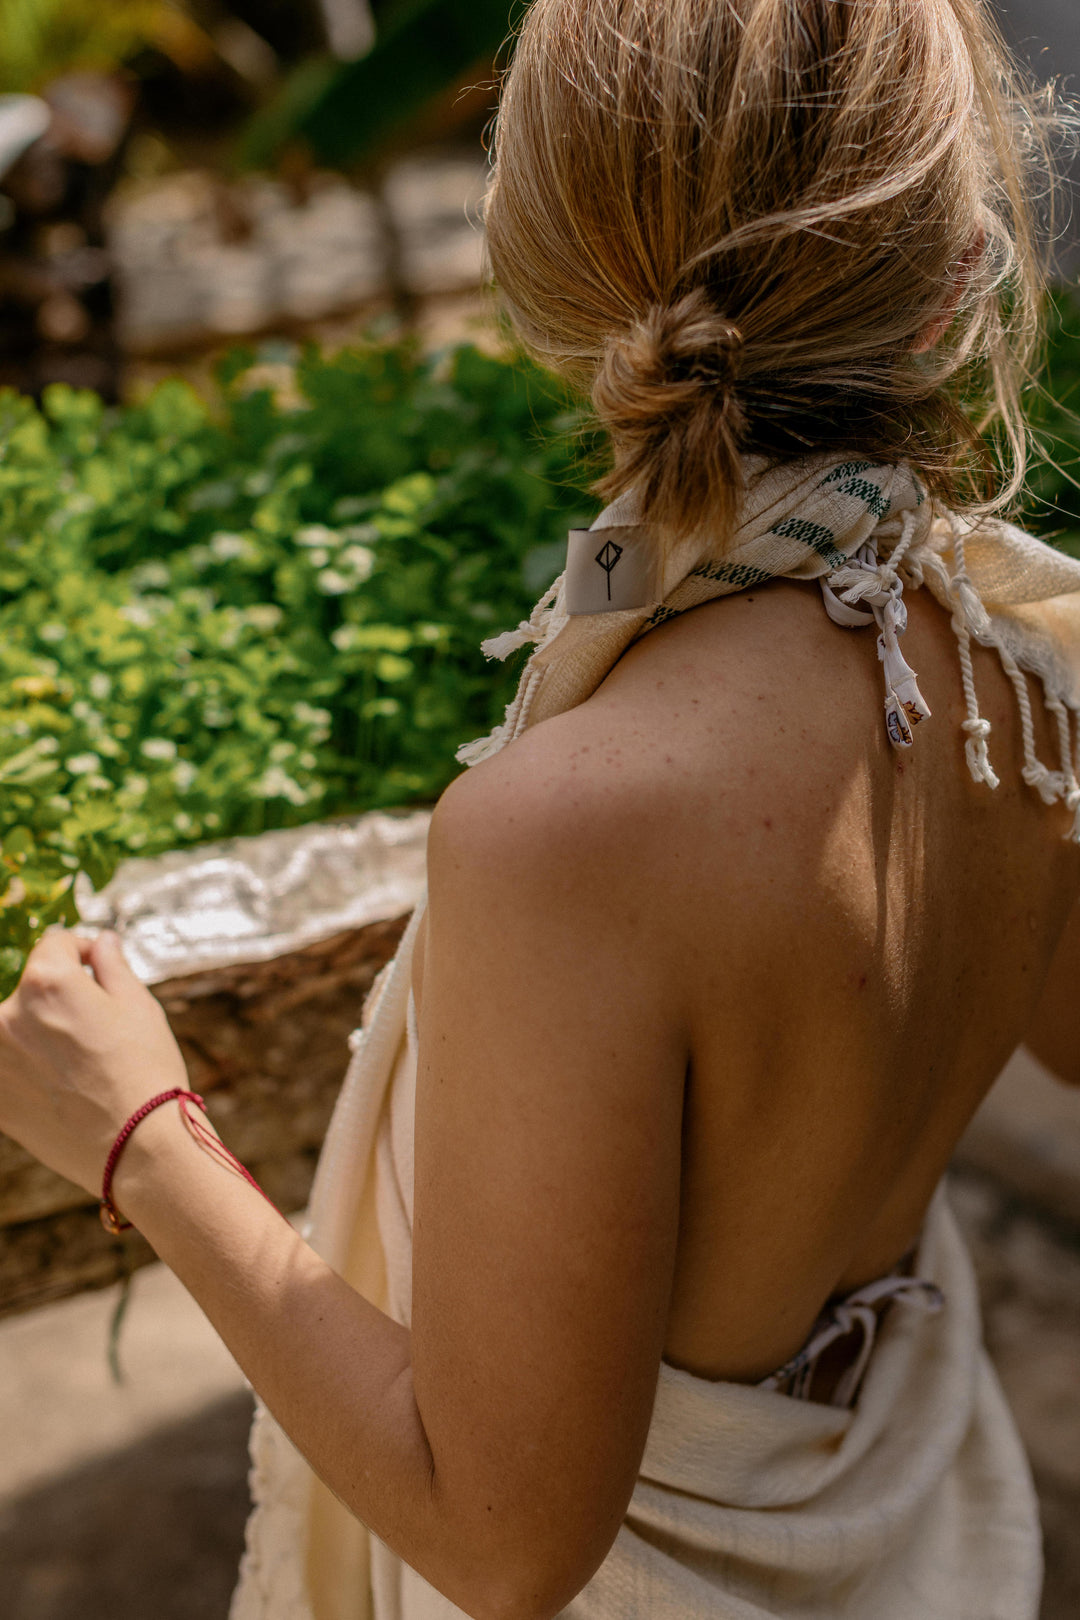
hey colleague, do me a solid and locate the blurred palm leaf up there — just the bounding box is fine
[241,0,520,169]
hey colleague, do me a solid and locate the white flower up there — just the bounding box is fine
[66,752,101,775]
[253,766,308,805]
[245,604,283,631]
[308,548,330,568]
[269,740,295,763]
[295,524,337,549]
[85,773,111,792]
[331,624,359,651]
[172,759,198,791]
[39,622,65,644]
[317,569,350,596]
[120,600,156,628]
[292,701,329,724]
[140,737,178,761]
[89,673,112,701]
[122,774,149,798]
[203,704,234,728]
[341,544,375,581]
[132,561,170,590]
[210,531,252,562]
[173,812,194,833]
[36,736,60,754]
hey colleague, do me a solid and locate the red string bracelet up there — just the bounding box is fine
[100,1088,281,1235]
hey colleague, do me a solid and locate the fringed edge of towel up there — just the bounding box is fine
[457,579,563,766]
[914,516,1080,842]
[458,511,1080,844]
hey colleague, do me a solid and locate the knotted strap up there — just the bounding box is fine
[759,1273,945,1409]
[819,513,932,749]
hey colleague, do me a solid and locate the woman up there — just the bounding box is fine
[1,3,1079,1617]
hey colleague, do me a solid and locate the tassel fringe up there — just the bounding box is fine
[457,582,562,766]
[945,518,1080,838]
[460,514,1080,844]
[479,579,561,663]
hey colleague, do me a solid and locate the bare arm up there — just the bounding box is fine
[1024,895,1080,1087]
[0,733,687,1620]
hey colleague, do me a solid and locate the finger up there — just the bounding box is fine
[25,926,87,976]
[72,933,103,967]
[85,930,142,995]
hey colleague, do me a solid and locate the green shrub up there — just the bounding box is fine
[0,339,598,993]
[1025,291,1080,558]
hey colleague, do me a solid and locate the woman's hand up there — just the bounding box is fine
[0,927,189,1197]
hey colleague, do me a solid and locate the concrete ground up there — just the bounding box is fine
[0,1262,251,1620]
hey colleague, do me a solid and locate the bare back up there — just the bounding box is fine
[597,579,1080,1380]
[417,576,1080,1388]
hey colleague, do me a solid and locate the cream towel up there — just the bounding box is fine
[232,453,1080,1620]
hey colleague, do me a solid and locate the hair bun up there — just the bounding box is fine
[592,289,748,540]
[597,290,744,418]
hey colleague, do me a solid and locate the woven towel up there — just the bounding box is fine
[231,453,1078,1620]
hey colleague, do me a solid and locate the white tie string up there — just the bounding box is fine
[820,512,932,749]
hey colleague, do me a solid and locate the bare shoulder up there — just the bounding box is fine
[429,591,852,941]
[429,703,678,907]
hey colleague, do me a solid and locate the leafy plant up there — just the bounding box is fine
[0,336,598,994]
[240,0,519,170]
[1024,290,1080,559]
[0,0,200,95]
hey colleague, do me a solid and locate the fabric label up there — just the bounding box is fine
[565,526,662,615]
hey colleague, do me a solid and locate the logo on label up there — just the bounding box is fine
[595,539,624,602]
[885,702,913,748]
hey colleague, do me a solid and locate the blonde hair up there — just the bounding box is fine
[485,0,1060,542]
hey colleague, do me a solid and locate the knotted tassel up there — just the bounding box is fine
[456,721,512,767]
[1045,694,1080,843]
[479,622,540,661]
[949,519,1000,789]
[994,644,1066,805]
[961,715,1000,790]
[479,579,562,663]
[1022,760,1067,806]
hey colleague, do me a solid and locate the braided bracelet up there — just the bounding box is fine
[100,1088,279,1234]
